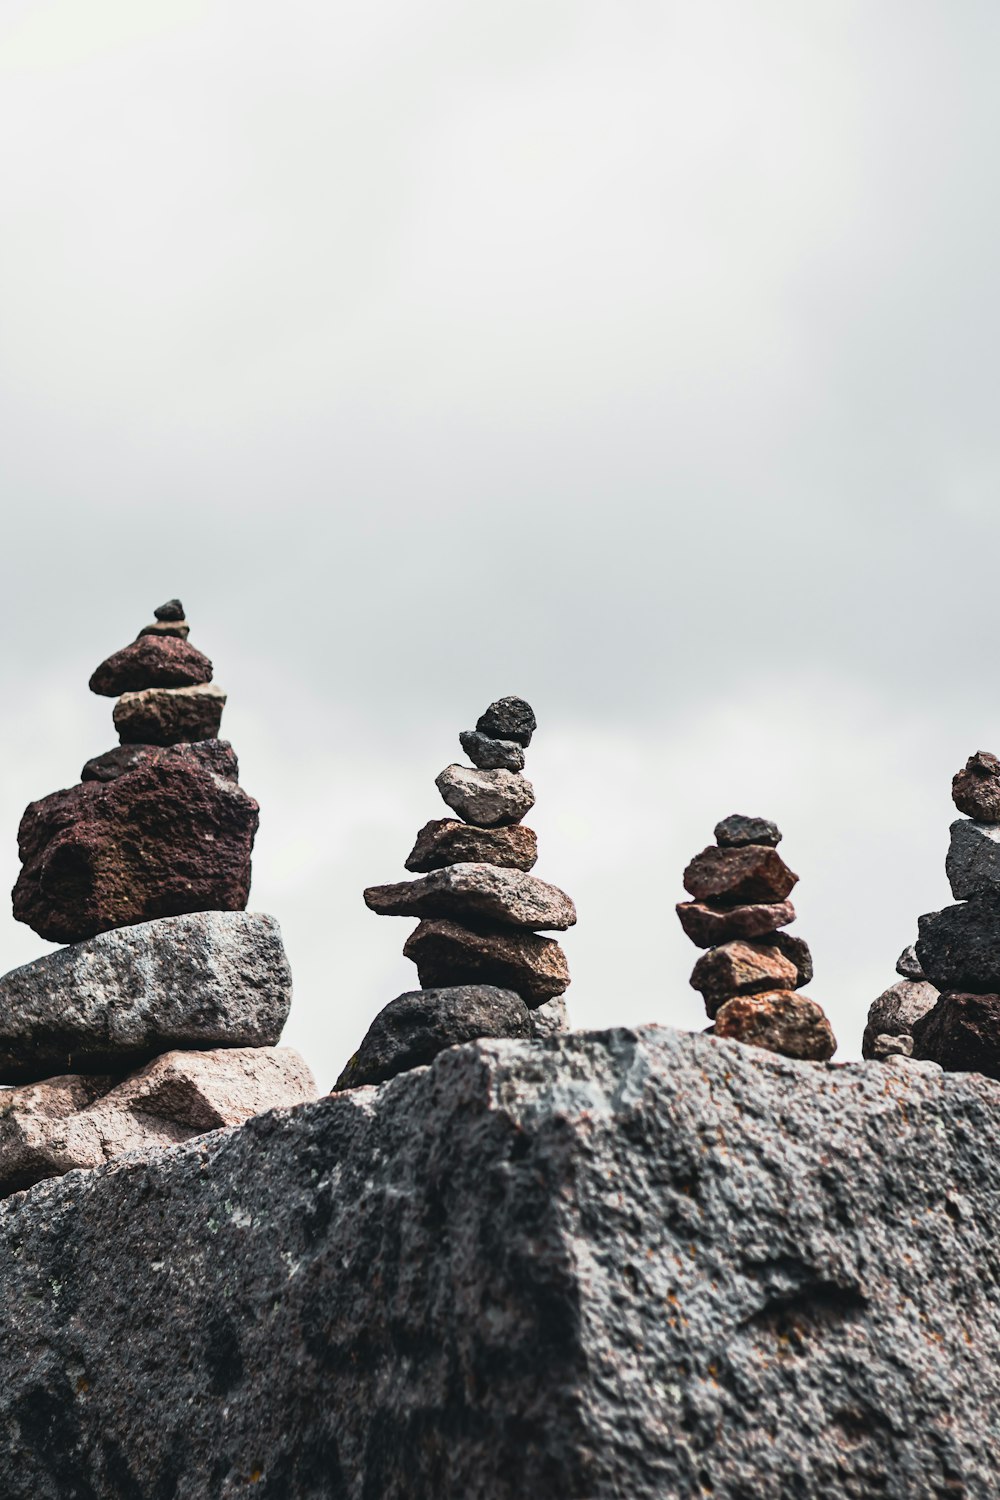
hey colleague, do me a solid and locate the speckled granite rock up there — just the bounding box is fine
[0,1026,995,1498]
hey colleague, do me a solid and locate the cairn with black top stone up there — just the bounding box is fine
[677,814,836,1061]
[336,696,576,1089]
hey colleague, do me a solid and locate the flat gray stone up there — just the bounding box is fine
[436,765,535,827]
[0,911,292,1082]
[0,1027,997,1496]
[459,731,525,772]
[364,863,576,932]
[946,818,1000,900]
[333,986,530,1090]
[862,979,939,1059]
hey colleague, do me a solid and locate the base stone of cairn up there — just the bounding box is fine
[677,814,837,1061]
[1,601,315,1197]
[338,697,575,1090]
[910,751,1000,1076]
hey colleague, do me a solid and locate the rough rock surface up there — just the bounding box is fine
[770,929,814,987]
[475,695,536,746]
[435,765,535,827]
[529,994,569,1038]
[676,898,796,948]
[916,901,1000,992]
[862,979,939,1060]
[871,1032,914,1059]
[13,741,257,944]
[945,818,1000,900]
[683,844,798,905]
[0,1046,315,1196]
[896,943,925,980]
[690,940,798,1015]
[154,598,185,621]
[403,918,569,1004]
[458,731,525,772]
[89,636,213,696]
[364,864,576,931]
[113,683,226,746]
[81,739,239,785]
[713,813,782,848]
[714,990,837,1060]
[0,1025,997,1497]
[0,912,291,1082]
[952,750,1000,823]
[405,819,538,874]
[333,987,530,1090]
[912,993,1000,1079]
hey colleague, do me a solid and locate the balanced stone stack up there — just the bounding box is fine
[862,945,938,1062]
[909,751,1000,1079]
[0,601,315,1196]
[336,696,575,1089]
[677,814,837,1061]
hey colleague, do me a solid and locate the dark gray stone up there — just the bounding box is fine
[916,901,1000,993]
[713,813,781,848]
[770,930,813,987]
[475,695,536,747]
[403,919,570,1006]
[459,731,525,772]
[0,911,292,1082]
[333,986,530,1089]
[946,819,1000,900]
[0,1026,996,1497]
[896,944,925,980]
[912,993,1000,1079]
[364,863,576,931]
[862,979,939,1060]
[154,598,185,621]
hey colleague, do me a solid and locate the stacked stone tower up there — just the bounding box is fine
[677,814,837,1060]
[336,696,575,1089]
[0,600,315,1197]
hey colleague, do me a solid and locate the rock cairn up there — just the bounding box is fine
[0,601,315,1196]
[677,814,836,1061]
[862,945,938,1062]
[907,751,1000,1078]
[336,696,575,1089]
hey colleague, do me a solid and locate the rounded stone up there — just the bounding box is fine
[475,696,537,748]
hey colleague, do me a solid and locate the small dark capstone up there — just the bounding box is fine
[714,814,782,849]
[476,696,537,748]
[154,599,185,621]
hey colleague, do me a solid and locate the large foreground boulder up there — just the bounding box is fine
[0,1026,996,1497]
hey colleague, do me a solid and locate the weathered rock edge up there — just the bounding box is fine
[0,1026,995,1498]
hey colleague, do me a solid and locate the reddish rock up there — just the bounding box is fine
[403,919,569,1006]
[89,636,213,697]
[690,940,798,1017]
[365,864,576,932]
[675,899,796,949]
[912,993,1000,1079]
[405,820,538,873]
[683,845,798,906]
[12,741,258,944]
[114,684,226,746]
[953,751,1000,823]
[714,990,837,1061]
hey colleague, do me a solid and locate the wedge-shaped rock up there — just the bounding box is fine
[953,750,1000,823]
[459,730,525,772]
[690,940,798,1017]
[676,898,795,948]
[89,635,213,696]
[0,911,291,1083]
[946,819,1000,900]
[912,993,1000,1079]
[334,986,530,1090]
[114,682,226,746]
[405,819,538,873]
[862,979,938,1060]
[897,943,925,980]
[404,918,569,1005]
[13,741,257,943]
[714,990,837,1060]
[435,765,535,827]
[683,844,798,905]
[0,1045,315,1196]
[916,901,1000,993]
[365,863,576,932]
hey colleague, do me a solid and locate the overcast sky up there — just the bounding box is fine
[1,0,998,1086]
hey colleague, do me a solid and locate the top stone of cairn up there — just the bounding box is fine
[714,814,782,849]
[475,696,537,748]
[953,751,1000,824]
[154,598,185,621]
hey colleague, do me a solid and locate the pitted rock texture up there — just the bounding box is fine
[435,765,535,828]
[713,990,837,1060]
[458,731,525,772]
[0,912,292,1082]
[13,740,257,944]
[475,695,536,746]
[862,979,939,1060]
[683,844,798,905]
[403,918,569,1004]
[405,819,538,874]
[912,993,1000,1079]
[0,1046,315,1196]
[676,898,796,949]
[952,750,1000,823]
[89,636,213,697]
[917,901,1000,993]
[333,986,530,1090]
[81,740,239,786]
[690,940,798,1015]
[896,944,925,980]
[945,819,1000,900]
[364,864,576,931]
[114,683,226,746]
[0,1026,996,1498]
[770,930,814,988]
[713,813,782,848]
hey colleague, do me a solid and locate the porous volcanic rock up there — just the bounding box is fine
[683,845,798,905]
[405,819,538,874]
[713,813,782,848]
[475,695,536,746]
[916,901,1000,993]
[89,636,213,697]
[0,1027,997,1498]
[675,898,796,949]
[364,864,576,932]
[953,750,1000,823]
[13,741,257,944]
[0,1046,315,1196]
[0,911,291,1082]
[690,940,798,1015]
[435,765,535,828]
[80,739,239,785]
[459,731,525,772]
[862,979,939,1060]
[154,598,185,621]
[769,930,814,987]
[114,683,226,746]
[896,944,926,980]
[403,918,569,1005]
[945,819,1000,900]
[333,987,530,1090]
[912,993,1000,1079]
[714,990,837,1060]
